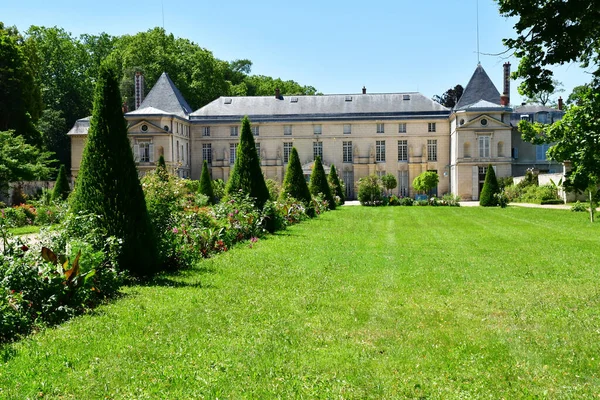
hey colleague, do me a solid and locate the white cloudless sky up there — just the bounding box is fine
[2,0,591,106]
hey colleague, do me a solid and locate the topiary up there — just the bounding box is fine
[280,147,313,215]
[70,61,158,276]
[328,164,345,205]
[52,164,70,201]
[357,175,383,206]
[479,164,500,206]
[225,116,269,209]
[156,155,168,181]
[309,156,335,210]
[199,159,215,205]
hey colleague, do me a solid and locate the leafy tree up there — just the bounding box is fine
[479,165,500,207]
[52,164,70,201]
[309,156,335,210]
[70,62,158,276]
[567,84,590,106]
[357,175,382,205]
[327,164,345,205]
[433,84,464,108]
[225,116,269,209]
[525,79,564,106]
[244,75,318,96]
[380,173,398,196]
[280,147,313,210]
[36,109,68,172]
[0,130,55,196]
[0,23,43,146]
[199,160,215,204]
[412,171,439,195]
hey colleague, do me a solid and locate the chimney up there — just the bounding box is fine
[558,96,563,110]
[362,86,366,94]
[500,62,511,106]
[134,72,144,110]
[275,87,280,99]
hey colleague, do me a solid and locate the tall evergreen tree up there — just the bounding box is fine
[156,154,168,181]
[280,147,312,206]
[225,116,269,209]
[199,159,215,205]
[327,164,345,205]
[52,164,70,201]
[309,156,336,210]
[70,62,158,276]
[479,164,500,207]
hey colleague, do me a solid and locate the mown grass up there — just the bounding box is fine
[1,206,600,399]
[6,225,41,236]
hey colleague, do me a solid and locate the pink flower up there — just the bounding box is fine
[250,237,258,243]
[172,227,179,234]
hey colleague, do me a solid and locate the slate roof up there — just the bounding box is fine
[190,93,450,123]
[455,64,502,110]
[132,72,193,117]
[66,117,91,135]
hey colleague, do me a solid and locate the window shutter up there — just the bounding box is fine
[149,143,154,163]
[133,144,139,162]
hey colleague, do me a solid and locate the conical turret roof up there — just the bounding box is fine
[455,64,502,110]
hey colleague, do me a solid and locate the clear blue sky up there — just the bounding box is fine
[3,0,591,106]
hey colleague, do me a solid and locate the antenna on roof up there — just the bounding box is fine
[476,0,480,64]
[162,0,165,30]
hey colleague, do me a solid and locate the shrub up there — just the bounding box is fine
[357,175,383,206]
[328,164,345,206]
[571,201,587,212]
[381,173,398,196]
[280,147,313,216]
[309,156,335,210]
[52,164,70,201]
[479,165,500,206]
[497,176,514,190]
[413,171,439,195]
[199,160,215,205]
[225,116,270,209]
[212,179,225,201]
[388,195,400,206]
[265,179,281,201]
[495,191,509,208]
[442,193,461,206]
[400,197,414,206]
[69,62,158,276]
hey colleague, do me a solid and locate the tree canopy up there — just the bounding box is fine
[433,85,464,108]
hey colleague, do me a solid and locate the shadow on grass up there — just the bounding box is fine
[0,344,17,363]
[144,275,216,289]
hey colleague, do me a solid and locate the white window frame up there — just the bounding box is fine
[202,126,210,137]
[343,141,353,163]
[230,143,237,165]
[313,124,322,135]
[376,140,386,162]
[134,140,154,163]
[313,141,323,160]
[427,139,437,161]
[283,142,292,163]
[343,124,352,135]
[202,143,212,164]
[230,126,239,137]
[377,123,385,133]
[252,126,259,136]
[399,123,407,133]
[428,122,436,132]
[284,125,292,136]
[479,135,490,158]
[398,140,408,162]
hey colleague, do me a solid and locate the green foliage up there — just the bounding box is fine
[357,175,383,206]
[433,84,464,108]
[479,165,500,207]
[225,117,270,209]
[265,179,281,201]
[442,193,461,207]
[212,179,225,201]
[494,192,509,208]
[199,160,215,205]
[380,173,398,196]
[497,176,514,190]
[327,164,345,205]
[0,130,55,196]
[52,165,70,201]
[70,62,158,276]
[571,201,587,212]
[412,171,439,194]
[280,147,313,213]
[309,156,335,210]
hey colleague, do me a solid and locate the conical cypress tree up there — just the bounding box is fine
[327,164,345,205]
[52,164,70,201]
[199,159,215,205]
[309,156,336,210]
[156,155,168,181]
[280,147,312,206]
[225,116,269,209]
[70,62,158,276]
[479,164,500,206]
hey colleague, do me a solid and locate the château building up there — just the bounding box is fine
[68,63,563,200]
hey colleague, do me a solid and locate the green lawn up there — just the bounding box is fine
[1,207,600,399]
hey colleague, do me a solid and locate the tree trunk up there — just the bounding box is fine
[589,190,595,223]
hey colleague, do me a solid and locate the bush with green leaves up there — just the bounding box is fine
[309,156,335,210]
[357,175,383,206]
[266,179,281,201]
[442,193,461,207]
[280,147,313,216]
[381,173,398,196]
[479,165,500,207]
[413,171,439,195]
[52,164,70,201]
[69,62,158,276]
[571,201,587,212]
[494,191,509,208]
[225,116,270,209]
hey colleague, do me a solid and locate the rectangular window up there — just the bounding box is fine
[313,141,323,160]
[255,142,260,158]
[136,141,153,163]
[202,143,212,164]
[313,124,322,135]
[399,123,407,133]
[343,124,352,135]
[377,123,385,133]
[176,140,179,161]
[536,143,550,161]
[428,122,436,132]
[398,140,408,161]
[185,143,189,164]
[479,135,490,158]
[230,143,237,164]
[376,140,386,162]
[284,125,292,136]
[283,142,293,163]
[398,170,409,197]
[230,126,239,136]
[202,126,210,137]
[427,139,437,161]
[251,126,259,136]
[343,141,353,163]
